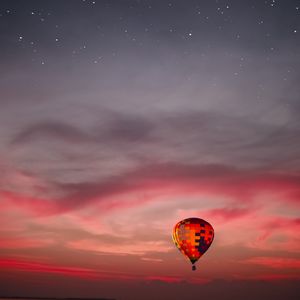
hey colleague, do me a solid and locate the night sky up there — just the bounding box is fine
[0,0,300,299]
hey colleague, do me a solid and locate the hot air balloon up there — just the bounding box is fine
[172,218,214,271]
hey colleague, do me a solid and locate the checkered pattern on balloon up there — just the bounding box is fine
[172,218,214,270]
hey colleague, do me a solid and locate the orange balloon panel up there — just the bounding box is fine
[172,218,214,265]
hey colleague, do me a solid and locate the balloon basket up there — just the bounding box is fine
[192,265,196,271]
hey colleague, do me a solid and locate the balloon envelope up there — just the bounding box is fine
[172,218,214,267]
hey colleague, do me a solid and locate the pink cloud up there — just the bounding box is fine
[252,217,300,250]
[234,273,300,281]
[1,162,299,285]
[202,207,254,222]
[0,258,103,280]
[0,258,208,284]
[145,275,186,283]
[0,237,54,249]
[244,257,300,269]
[0,258,142,281]
[0,190,58,216]
[1,163,299,218]
[141,257,163,262]
[67,239,172,255]
[261,217,300,232]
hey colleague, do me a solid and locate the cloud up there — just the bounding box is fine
[11,112,155,146]
[46,163,300,214]
[244,257,300,269]
[67,239,172,256]
[0,237,54,249]
[8,110,300,175]
[234,274,300,282]
[11,121,91,145]
[203,207,254,222]
[0,257,205,284]
[254,216,300,247]
[0,258,127,281]
[1,162,299,218]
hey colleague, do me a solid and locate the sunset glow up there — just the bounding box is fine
[0,1,299,299]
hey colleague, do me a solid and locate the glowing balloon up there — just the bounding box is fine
[172,218,214,271]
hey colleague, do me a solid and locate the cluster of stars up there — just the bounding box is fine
[0,1,298,70]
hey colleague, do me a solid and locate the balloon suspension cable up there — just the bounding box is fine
[192,265,196,271]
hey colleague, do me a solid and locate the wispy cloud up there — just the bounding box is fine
[244,257,300,269]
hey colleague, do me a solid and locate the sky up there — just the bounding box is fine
[0,0,300,299]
